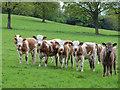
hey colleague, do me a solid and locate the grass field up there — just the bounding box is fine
[2,14,119,88]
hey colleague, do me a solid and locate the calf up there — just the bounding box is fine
[14,35,21,51]
[101,42,117,77]
[72,41,97,72]
[55,40,73,68]
[16,37,37,64]
[96,44,105,64]
[33,35,59,67]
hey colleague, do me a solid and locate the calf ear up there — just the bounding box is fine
[14,38,17,41]
[23,39,26,41]
[79,42,83,46]
[19,35,21,37]
[69,42,73,46]
[102,43,106,46]
[15,35,16,37]
[33,36,37,39]
[113,43,117,47]
[43,37,47,40]
[64,42,68,45]
[55,41,59,45]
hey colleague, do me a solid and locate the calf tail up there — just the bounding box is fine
[96,44,100,62]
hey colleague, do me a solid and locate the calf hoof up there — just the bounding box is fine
[115,72,117,75]
[72,65,74,68]
[65,65,68,68]
[103,74,105,77]
[61,64,63,69]
[106,73,108,76]
[76,68,78,71]
[45,64,47,67]
[93,69,95,72]
[60,66,63,69]
[19,62,21,64]
[98,62,100,64]
[81,70,84,72]
[39,64,41,67]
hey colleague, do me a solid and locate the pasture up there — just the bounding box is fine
[2,14,118,88]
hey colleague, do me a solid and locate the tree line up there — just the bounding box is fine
[2,2,119,35]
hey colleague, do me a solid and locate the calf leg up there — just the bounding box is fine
[93,61,95,72]
[33,48,37,64]
[45,56,48,67]
[59,56,63,69]
[76,60,79,71]
[92,54,96,72]
[106,66,109,76]
[89,60,92,70]
[110,65,112,76]
[71,55,73,68]
[38,54,41,67]
[114,61,117,75]
[25,52,28,65]
[103,64,106,77]
[80,56,84,72]
[65,56,69,68]
[55,55,58,67]
[31,52,34,64]
[89,58,92,70]
[19,54,22,64]
[51,56,55,63]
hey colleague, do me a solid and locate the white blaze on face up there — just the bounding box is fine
[17,37,23,50]
[36,35,44,47]
[58,40,65,53]
[72,41,80,52]
[15,35,21,40]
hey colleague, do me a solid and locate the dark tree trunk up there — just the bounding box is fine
[42,14,45,23]
[93,12,99,35]
[7,8,12,29]
[42,6,45,23]
[94,16,99,35]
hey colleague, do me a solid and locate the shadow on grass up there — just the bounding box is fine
[2,26,119,38]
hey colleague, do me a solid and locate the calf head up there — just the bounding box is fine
[33,35,47,48]
[71,41,83,53]
[55,40,70,53]
[17,37,26,50]
[102,42,117,55]
[14,35,21,44]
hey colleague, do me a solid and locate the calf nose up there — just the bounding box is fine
[38,43,41,46]
[19,45,21,47]
[74,48,77,51]
[109,51,111,53]
[60,49,63,51]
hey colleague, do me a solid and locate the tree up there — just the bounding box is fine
[34,2,60,23]
[64,2,118,35]
[2,2,19,29]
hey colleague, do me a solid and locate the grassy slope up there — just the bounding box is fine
[2,14,118,88]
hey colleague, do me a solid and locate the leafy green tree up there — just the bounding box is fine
[64,2,118,35]
[13,3,35,16]
[34,2,60,23]
[2,2,19,29]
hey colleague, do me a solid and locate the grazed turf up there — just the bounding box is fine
[2,14,118,88]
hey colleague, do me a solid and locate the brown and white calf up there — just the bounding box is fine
[16,37,37,64]
[101,42,117,77]
[14,35,21,51]
[71,41,97,72]
[96,44,105,64]
[55,40,74,68]
[33,35,59,67]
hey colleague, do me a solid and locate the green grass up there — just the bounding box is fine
[2,14,118,88]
